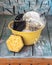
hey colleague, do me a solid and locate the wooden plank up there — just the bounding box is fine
[41,16,51,56]
[0,40,1,56]
[10,63,19,65]
[0,15,6,56]
[41,24,49,39]
[0,2,3,6]
[21,63,31,65]
[0,58,52,65]
[0,63,8,65]
[46,16,52,41]
[45,16,52,41]
[46,16,52,53]
[0,40,14,57]
[33,16,51,56]
[33,26,50,56]
[45,16,52,28]
[8,58,52,64]
[0,15,14,57]
[15,46,32,57]
[0,12,12,15]
[1,15,14,40]
[0,15,5,38]
[0,58,9,65]
[3,10,13,15]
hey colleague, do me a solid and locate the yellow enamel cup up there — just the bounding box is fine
[8,21,45,45]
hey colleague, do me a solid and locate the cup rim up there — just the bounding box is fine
[8,21,45,33]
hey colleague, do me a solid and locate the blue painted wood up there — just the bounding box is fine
[46,16,52,51]
[41,25,49,39]
[0,15,7,38]
[41,16,52,55]
[4,0,52,15]
[0,43,1,56]
[45,16,52,28]
[0,40,14,57]
[33,16,52,56]
[0,15,14,57]
[0,15,5,56]
[0,0,52,15]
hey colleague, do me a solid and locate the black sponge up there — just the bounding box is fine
[13,20,26,31]
[13,14,26,31]
[15,14,23,20]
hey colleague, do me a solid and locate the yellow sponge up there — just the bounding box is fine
[6,35,24,52]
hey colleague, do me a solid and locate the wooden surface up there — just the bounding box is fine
[0,58,52,65]
[0,15,52,58]
[0,0,52,15]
